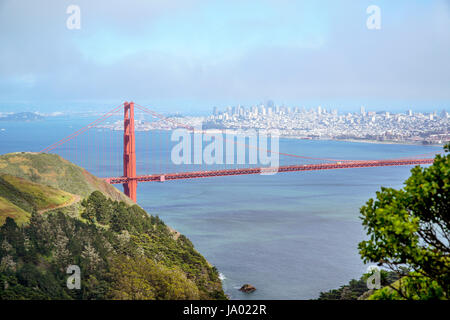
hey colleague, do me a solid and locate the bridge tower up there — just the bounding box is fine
[123,101,137,202]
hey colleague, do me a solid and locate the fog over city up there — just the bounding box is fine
[0,0,450,114]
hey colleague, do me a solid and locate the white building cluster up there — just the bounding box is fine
[98,103,449,145]
[207,104,449,144]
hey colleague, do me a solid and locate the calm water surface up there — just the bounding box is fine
[0,117,441,299]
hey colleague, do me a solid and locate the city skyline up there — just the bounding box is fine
[0,99,448,117]
[90,101,449,145]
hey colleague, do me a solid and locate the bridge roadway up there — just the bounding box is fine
[104,158,434,184]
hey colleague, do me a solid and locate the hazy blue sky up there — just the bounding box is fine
[0,0,449,114]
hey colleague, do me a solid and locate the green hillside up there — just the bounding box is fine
[0,174,77,225]
[0,152,132,205]
[0,197,30,226]
[0,153,226,300]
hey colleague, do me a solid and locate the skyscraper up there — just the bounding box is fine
[260,104,266,115]
[360,106,366,116]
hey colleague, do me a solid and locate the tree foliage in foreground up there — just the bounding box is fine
[109,255,200,300]
[358,143,449,299]
[318,270,400,300]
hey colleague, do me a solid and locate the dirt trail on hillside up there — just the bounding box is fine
[38,194,82,214]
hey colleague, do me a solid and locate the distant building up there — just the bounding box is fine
[252,106,258,116]
[275,105,280,114]
[260,105,266,115]
[360,106,366,116]
[238,105,244,116]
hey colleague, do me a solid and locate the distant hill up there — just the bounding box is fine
[0,112,44,122]
[0,152,226,300]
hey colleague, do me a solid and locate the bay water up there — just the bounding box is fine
[0,116,441,299]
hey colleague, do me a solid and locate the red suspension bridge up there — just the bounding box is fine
[40,101,436,202]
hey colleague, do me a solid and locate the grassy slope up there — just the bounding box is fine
[0,196,30,226]
[0,174,76,225]
[2,174,73,208]
[0,152,132,205]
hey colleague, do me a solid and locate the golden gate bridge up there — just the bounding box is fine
[40,101,435,202]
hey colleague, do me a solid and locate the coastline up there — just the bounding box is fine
[199,128,445,147]
[281,136,444,147]
[111,126,445,148]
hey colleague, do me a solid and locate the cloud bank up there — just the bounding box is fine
[0,0,449,112]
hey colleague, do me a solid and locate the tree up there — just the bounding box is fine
[358,143,449,299]
[108,255,200,300]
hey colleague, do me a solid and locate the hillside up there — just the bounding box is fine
[0,174,76,226]
[0,153,226,300]
[0,152,133,205]
[0,197,30,227]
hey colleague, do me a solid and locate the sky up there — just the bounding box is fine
[0,0,449,114]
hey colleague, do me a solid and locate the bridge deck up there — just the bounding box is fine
[104,158,434,184]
